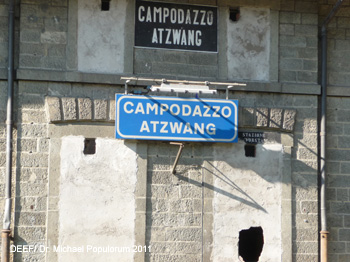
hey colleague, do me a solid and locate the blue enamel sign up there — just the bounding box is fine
[115,95,238,143]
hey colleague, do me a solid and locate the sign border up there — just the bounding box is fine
[115,95,238,143]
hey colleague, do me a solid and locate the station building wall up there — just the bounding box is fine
[0,0,349,262]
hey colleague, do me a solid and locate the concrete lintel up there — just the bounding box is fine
[218,0,280,10]
[17,69,322,95]
[48,124,114,138]
[282,83,321,95]
[327,86,350,97]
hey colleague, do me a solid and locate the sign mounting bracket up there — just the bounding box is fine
[170,142,185,175]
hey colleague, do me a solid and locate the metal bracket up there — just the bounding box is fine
[125,80,130,94]
[226,85,233,99]
[170,142,185,175]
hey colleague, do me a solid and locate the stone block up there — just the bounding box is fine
[170,199,194,213]
[280,24,294,35]
[295,25,318,36]
[331,202,350,214]
[48,82,71,96]
[293,174,317,188]
[341,162,350,174]
[182,213,201,227]
[19,54,42,68]
[295,133,317,148]
[303,59,317,71]
[38,138,50,152]
[21,29,41,43]
[269,108,283,128]
[293,254,318,262]
[175,242,201,254]
[293,240,318,254]
[298,48,318,59]
[19,81,48,95]
[77,98,92,120]
[61,97,76,121]
[146,227,166,242]
[149,185,179,199]
[295,2,318,14]
[338,136,350,149]
[15,211,46,226]
[109,99,115,121]
[148,156,171,171]
[280,70,297,82]
[94,99,108,120]
[148,171,173,185]
[294,228,318,242]
[280,35,307,48]
[0,138,5,151]
[45,97,61,122]
[20,153,48,168]
[40,31,67,44]
[42,56,66,70]
[283,109,297,131]
[20,124,48,138]
[256,108,269,127]
[280,58,303,70]
[17,168,48,183]
[180,185,202,198]
[280,12,301,24]
[329,241,346,254]
[297,147,317,161]
[301,14,318,25]
[337,189,349,201]
[18,139,37,153]
[300,201,318,214]
[241,107,255,126]
[337,110,350,122]
[20,94,45,110]
[280,46,298,58]
[15,197,36,211]
[328,149,350,162]
[21,110,47,124]
[15,226,46,241]
[339,255,350,262]
[328,175,350,188]
[166,228,201,242]
[16,182,47,198]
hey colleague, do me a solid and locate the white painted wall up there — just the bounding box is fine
[227,7,271,81]
[212,143,283,262]
[78,0,126,74]
[59,137,137,262]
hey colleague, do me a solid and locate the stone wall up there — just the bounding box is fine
[279,1,319,84]
[20,0,68,70]
[327,97,350,262]
[0,0,349,262]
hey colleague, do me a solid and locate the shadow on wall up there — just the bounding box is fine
[142,139,317,261]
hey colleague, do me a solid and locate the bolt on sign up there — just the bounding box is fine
[135,0,218,52]
[115,95,238,143]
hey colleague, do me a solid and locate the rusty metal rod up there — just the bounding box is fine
[170,142,185,175]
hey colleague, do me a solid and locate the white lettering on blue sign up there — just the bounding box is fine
[115,95,238,143]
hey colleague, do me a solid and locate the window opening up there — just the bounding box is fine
[244,144,256,157]
[230,8,240,22]
[101,0,110,11]
[84,138,96,155]
[238,227,264,262]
